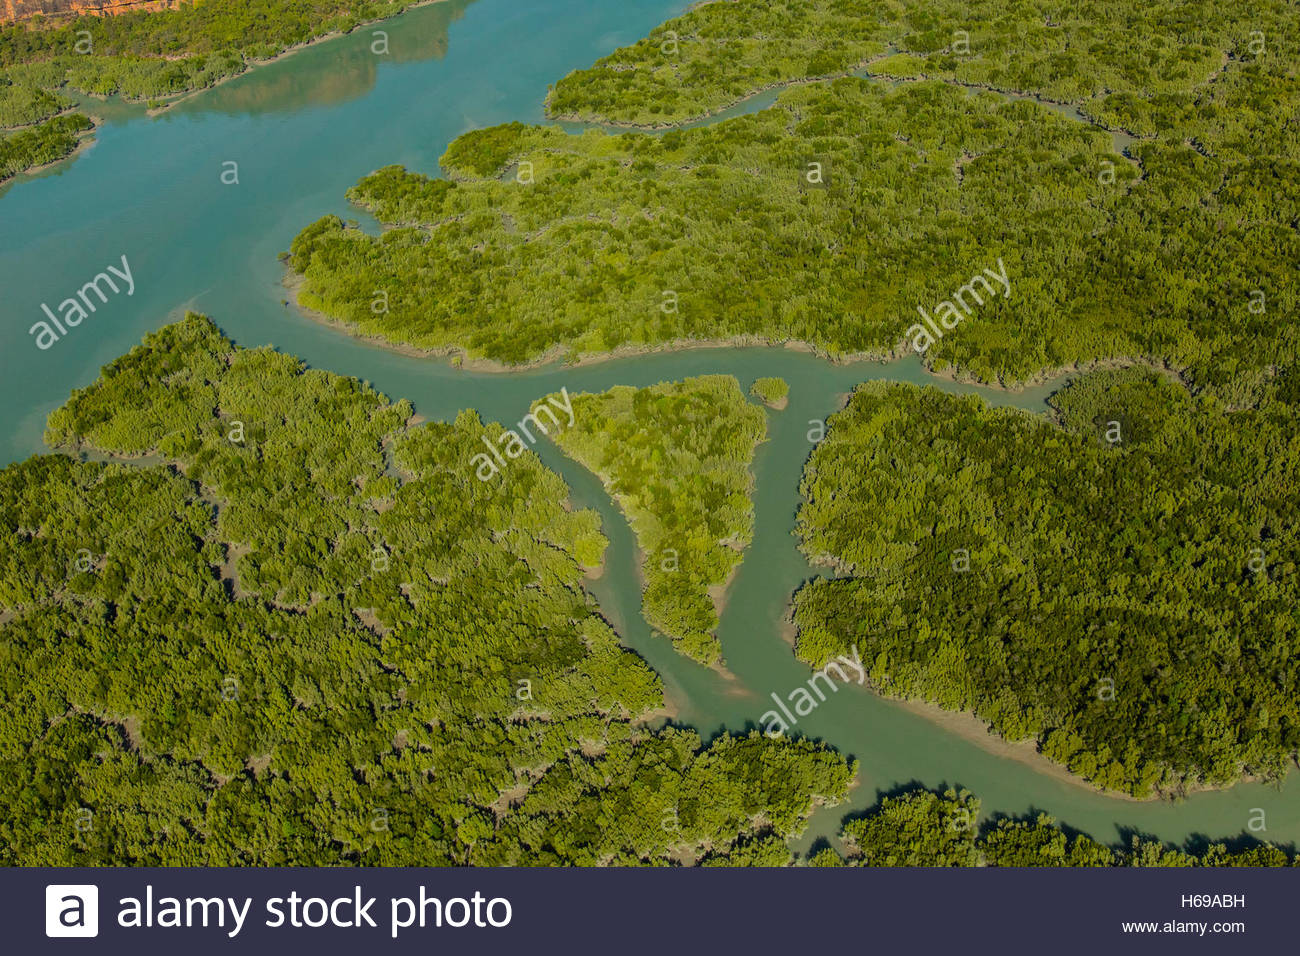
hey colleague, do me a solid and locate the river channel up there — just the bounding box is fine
[1,0,1295,853]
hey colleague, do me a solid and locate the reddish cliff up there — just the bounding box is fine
[2,0,181,22]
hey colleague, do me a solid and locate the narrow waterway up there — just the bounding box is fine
[1,0,1295,854]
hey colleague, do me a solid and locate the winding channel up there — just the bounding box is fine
[1,0,1296,852]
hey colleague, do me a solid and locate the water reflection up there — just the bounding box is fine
[175,0,476,117]
[0,0,478,200]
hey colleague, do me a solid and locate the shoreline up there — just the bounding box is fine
[705,422,767,627]
[623,496,739,683]
[283,268,1132,399]
[1,107,101,185]
[559,443,743,682]
[140,0,452,116]
[545,51,894,131]
[883,693,1148,802]
[56,392,1268,808]
[785,645,1284,804]
[283,266,892,374]
[789,552,1278,804]
[882,691,1284,804]
[543,48,1146,142]
[923,352,1189,396]
[1,0,450,182]
[4,124,96,182]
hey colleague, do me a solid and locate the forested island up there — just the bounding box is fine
[0,0,450,180]
[546,376,766,665]
[749,377,788,410]
[794,367,1300,798]
[1,315,853,864]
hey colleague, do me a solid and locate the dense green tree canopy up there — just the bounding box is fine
[547,376,766,664]
[0,108,90,178]
[547,0,891,126]
[2,315,852,864]
[290,81,1135,374]
[6,0,1299,870]
[749,377,788,409]
[548,0,1287,129]
[290,0,1297,400]
[794,367,1300,797]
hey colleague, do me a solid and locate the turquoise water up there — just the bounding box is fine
[2,0,1297,854]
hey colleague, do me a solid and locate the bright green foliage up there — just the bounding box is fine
[344,164,458,223]
[46,315,417,607]
[880,0,1253,112]
[549,0,1288,128]
[0,75,66,125]
[475,729,854,865]
[290,79,1142,374]
[866,53,926,79]
[979,814,1117,867]
[0,109,91,178]
[749,377,788,408]
[831,790,1293,867]
[794,368,1300,796]
[293,0,1300,397]
[841,789,981,866]
[547,0,892,126]
[548,376,765,664]
[806,846,846,867]
[1,710,214,865]
[1,316,852,864]
[56,49,245,100]
[441,121,533,177]
[1197,842,1293,867]
[701,832,795,867]
[0,1,426,86]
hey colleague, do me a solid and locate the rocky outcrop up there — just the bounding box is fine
[2,1,181,22]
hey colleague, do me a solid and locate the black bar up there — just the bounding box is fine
[14,867,1287,953]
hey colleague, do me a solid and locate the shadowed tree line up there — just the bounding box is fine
[811,789,1296,867]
